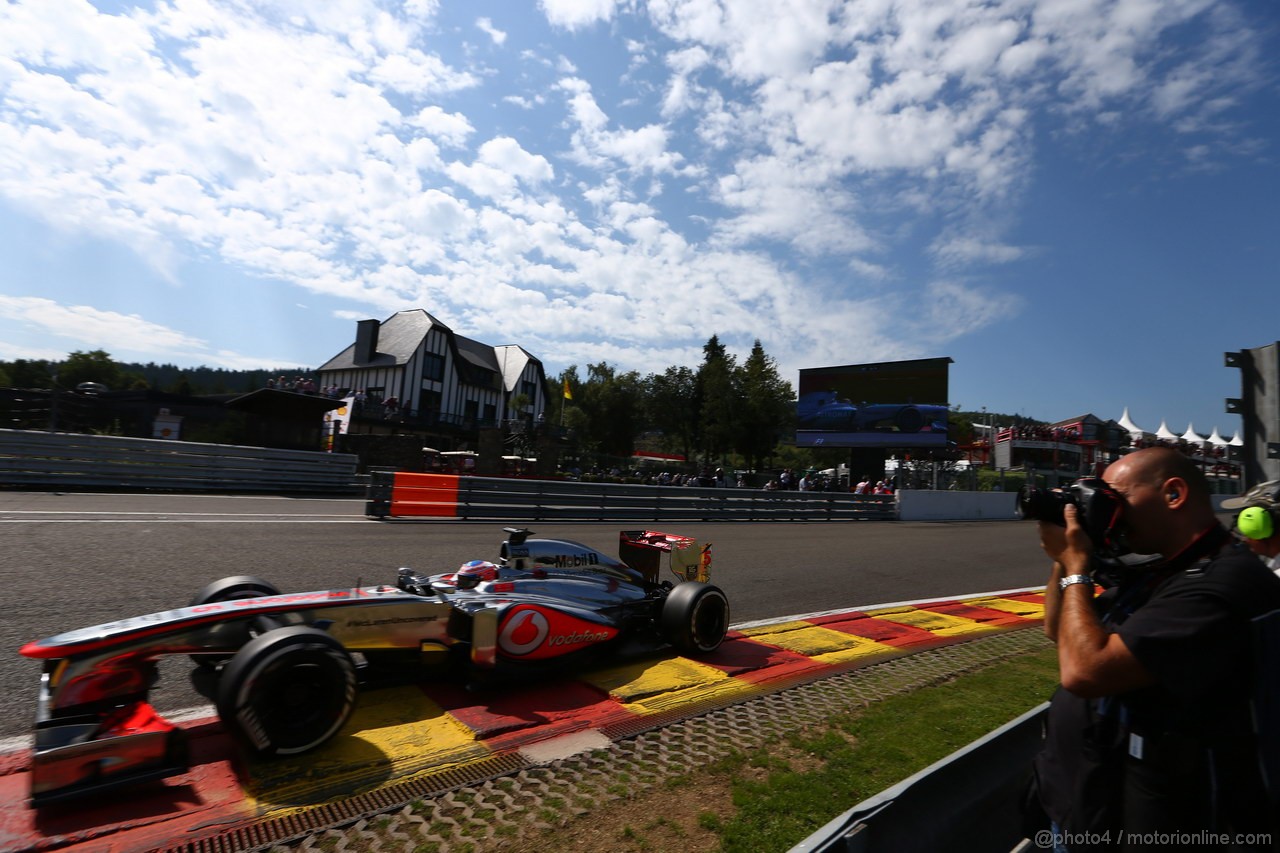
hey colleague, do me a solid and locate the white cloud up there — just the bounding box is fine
[540,0,619,31]
[368,50,478,95]
[0,295,291,367]
[476,17,508,45]
[917,280,1024,342]
[930,235,1026,268]
[0,0,1269,388]
[558,77,685,174]
[408,106,475,147]
[445,137,554,201]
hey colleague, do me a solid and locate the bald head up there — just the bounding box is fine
[1104,447,1217,555]
[1110,448,1211,501]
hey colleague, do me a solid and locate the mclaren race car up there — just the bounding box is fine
[18,528,728,806]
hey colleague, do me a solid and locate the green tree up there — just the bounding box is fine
[696,336,737,465]
[642,365,697,461]
[3,359,54,388]
[575,362,643,459]
[732,340,795,470]
[57,350,123,390]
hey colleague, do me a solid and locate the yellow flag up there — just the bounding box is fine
[563,378,572,400]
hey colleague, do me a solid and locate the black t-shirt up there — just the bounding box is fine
[1034,532,1280,847]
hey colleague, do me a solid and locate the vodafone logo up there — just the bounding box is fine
[496,606,619,659]
[498,608,549,656]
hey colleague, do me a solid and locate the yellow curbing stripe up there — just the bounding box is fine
[863,607,1003,637]
[240,592,1048,816]
[244,685,488,816]
[735,619,815,637]
[583,655,778,716]
[809,643,909,667]
[745,624,896,658]
[583,656,733,704]
[619,675,764,716]
[962,596,1046,619]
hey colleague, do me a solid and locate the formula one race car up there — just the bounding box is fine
[18,528,728,806]
[796,391,948,433]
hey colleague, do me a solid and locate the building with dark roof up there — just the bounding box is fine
[316,310,547,446]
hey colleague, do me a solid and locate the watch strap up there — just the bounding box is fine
[1059,573,1094,591]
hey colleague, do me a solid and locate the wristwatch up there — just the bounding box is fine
[1059,574,1094,591]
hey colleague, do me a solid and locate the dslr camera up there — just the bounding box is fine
[1017,477,1128,556]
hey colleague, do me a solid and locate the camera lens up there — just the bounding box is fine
[1017,486,1069,525]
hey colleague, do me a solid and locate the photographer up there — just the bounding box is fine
[1029,448,1280,850]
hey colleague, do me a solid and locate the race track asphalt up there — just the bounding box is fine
[0,489,1049,742]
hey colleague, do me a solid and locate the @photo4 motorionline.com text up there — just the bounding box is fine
[1034,829,1273,849]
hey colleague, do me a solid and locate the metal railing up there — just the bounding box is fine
[0,429,360,493]
[366,470,898,522]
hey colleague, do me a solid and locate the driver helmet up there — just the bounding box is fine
[455,560,500,588]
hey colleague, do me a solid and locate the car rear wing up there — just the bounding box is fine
[618,530,711,584]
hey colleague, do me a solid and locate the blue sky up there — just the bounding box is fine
[1,0,1277,441]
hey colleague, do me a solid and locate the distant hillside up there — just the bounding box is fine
[120,362,316,395]
[954,410,1044,427]
[0,354,313,396]
[129,363,315,395]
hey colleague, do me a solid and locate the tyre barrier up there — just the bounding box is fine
[364,470,899,522]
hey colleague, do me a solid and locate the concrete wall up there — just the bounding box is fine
[897,490,1019,521]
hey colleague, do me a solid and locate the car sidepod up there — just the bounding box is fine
[494,602,622,662]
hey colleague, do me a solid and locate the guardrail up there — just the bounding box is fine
[365,471,899,522]
[0,429,360,493]
[789,703,1048,853]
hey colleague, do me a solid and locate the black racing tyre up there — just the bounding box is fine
[216,626,357,757]
[188,575,281,669]
[660,582,729,656]
[895,406,925,433]
[190,575,281,607]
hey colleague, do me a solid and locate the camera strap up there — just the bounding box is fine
[1101,525,1231,627]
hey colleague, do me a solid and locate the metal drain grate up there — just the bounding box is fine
[174,627,1052,853]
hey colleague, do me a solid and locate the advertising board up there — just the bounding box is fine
[796,357,952,448]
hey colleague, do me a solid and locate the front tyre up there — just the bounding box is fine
[216,626,357,757]
[660,582,729,656]
[188,575,281,669]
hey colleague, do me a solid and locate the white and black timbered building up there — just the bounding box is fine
[316,310,547,437]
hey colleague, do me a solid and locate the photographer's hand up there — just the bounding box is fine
[1050,504,1155,697]
[1042,506,1094,644]
[1037,520,1068,564]
[1055,505,1093,577]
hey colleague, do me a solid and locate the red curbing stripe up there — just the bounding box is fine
[912,601,1034,625]
[809,612,941,647]
[422,679,639,749]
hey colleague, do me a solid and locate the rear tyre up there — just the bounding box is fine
[216,626,357,757]
[895,407,925,433]
[188,576,281,668]
[660,582,729,656]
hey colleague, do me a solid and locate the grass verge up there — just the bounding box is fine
[711,645,1059,852]
[329,642,1062,853]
